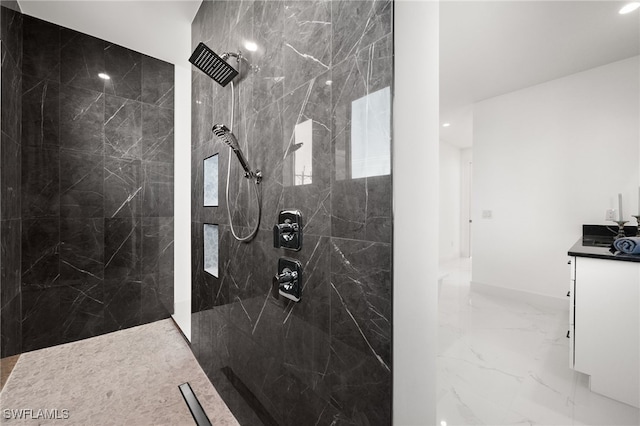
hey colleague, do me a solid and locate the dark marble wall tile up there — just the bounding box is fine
[60,282,104,343]
[1,5,22,358]
[140,273,170,324]
[14,13,174,354]
[22,14,59,81]
[141,217,161,276]
[1,47,22,142]
[331,175,392,243]
[60,150,104,218]
[191,89,213,147]
[142,161,174,217]
[60,28,105,92]
[21,286,61,352]
[142,105,174,163]
[191,0,215,49]
[1,135,20,220]
[158,217,174,278]
[191,220,216,313]
[190,67,213,109]
[283,0,331,94]
[331,0,392,66]
[60,218,104,287]
[1,219,21,303]
[282,74,332,236]
[104,157,142,218]
[1,294,22,357]
[105,95,142,159]
[21,146,59,218]
[21,217,59,288]
[103,278,141,333]
[248,99,284,230]
[331,35,392,243]
[104,218,141,280]
[252,0,284,112]
[1,5,23,67]
[328,335,391,425]
[59,85,104,154]
[21,75,59,148]
[330,238,391,367]
[280,236,332,414]
[142,55,174,108]
[104,43,141,101]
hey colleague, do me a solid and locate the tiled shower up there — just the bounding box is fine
[0,6,175,356]
[190,0,393,423]
[1,0,395,423]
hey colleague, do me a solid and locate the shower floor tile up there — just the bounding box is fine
[0,319,238,425]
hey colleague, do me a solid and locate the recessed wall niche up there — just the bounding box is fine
[203,224,218,278]
[203,154,218,206]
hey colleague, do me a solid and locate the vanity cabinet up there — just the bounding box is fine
[568,256,639,408]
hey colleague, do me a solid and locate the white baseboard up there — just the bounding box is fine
[470,281,567,311]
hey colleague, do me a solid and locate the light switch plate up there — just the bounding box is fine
[482,210,492,219]
[605,209,616,221]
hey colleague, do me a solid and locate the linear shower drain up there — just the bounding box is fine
[178,382,212,426]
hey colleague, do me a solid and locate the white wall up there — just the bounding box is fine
[439,141,461,262]
[173,64,192,339]
[472,56,639,300]
[460,148,473,258]
[394,1,438,424]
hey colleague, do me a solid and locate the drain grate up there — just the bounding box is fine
[178,382,212,426]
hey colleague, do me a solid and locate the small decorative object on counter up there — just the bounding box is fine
[614,220,628,240]
[633,215,640,237]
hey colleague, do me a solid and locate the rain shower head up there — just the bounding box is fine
[213,124,252,177]
[189,42,238,87]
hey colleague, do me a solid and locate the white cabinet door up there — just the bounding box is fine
[568,257,576,368]
[574,257,639,407]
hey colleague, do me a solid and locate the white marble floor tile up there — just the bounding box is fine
[437,257,640,426]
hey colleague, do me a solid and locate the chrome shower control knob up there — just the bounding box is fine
[276,258,302,303]
[273,210,303,250]
[276,268,298,284]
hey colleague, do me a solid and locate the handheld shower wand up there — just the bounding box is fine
[212,124,261,183]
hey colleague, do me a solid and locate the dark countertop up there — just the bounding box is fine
[568,238,640,263]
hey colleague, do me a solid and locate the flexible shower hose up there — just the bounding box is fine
[226,79,262,242]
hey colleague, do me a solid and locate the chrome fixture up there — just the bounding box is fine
[275,258,302,303]
[212,124,261,184]
[273,210,303,251]
[190,42,263,242]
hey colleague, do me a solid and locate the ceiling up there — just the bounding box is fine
[18,0,202,67]
[440,1,640,148]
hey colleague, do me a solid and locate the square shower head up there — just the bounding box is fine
[189,42,238,87]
